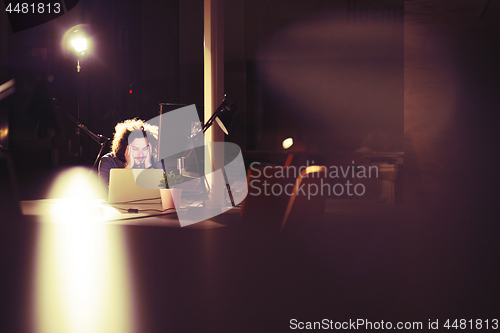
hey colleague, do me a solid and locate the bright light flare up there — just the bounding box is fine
[48,167,100,200]
[303,165,326,175]
[71,37,88,53]
[46,167,103,222]
[61,25,92,59]
[282,137,293,149]
[32,167,136,333]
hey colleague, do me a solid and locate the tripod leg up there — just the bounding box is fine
[222,168,236,207]
[92,142,107,171]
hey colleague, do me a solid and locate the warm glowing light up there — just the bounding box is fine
[47,167,102,206]
[0,125,9,141]
[129,89,132,94]
[71,37,88,53]
[304,165,326,175]
[33,167,135,333]
[61,25,92,60]
[282,137,293,149]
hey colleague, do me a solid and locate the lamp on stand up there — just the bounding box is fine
[62,25,92,162]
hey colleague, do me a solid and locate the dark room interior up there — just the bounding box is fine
[1,0,500,332]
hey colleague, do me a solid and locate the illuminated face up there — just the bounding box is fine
[129,137,150,167]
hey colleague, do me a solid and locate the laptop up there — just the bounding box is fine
[108,169,164,204]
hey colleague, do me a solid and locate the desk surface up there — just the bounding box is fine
[20,198,240,228]
[8,196,493,332]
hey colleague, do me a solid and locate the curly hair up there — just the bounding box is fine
[111,118,158,163]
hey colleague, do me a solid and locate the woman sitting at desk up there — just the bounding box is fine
[98,118,159,188]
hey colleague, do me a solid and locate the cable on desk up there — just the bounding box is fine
[112,207,176,214]
[109,197,161,205]
[112,198,239,214]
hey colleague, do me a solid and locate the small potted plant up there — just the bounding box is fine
[159,171,183,210]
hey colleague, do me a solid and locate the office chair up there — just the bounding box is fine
[280,165,328,233]
[240,166,298,233]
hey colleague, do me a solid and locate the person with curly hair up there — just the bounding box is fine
[98,118,159,188]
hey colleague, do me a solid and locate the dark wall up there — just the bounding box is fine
[403,0,500,209]
[0,0,187,167]
[1,0,405,169]
[242,0,404,151]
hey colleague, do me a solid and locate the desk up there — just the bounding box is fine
[20,198,240,228]
[5,196,493,332]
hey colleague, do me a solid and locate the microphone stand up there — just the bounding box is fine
[52,98,111,170]
[173,95,237,207]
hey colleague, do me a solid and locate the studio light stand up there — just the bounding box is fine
[63,25,91,161]
[76,58,81,161]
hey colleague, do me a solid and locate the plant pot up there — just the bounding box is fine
[160,188,182,210]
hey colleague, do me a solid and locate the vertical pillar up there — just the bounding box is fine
[204,0,225,208]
